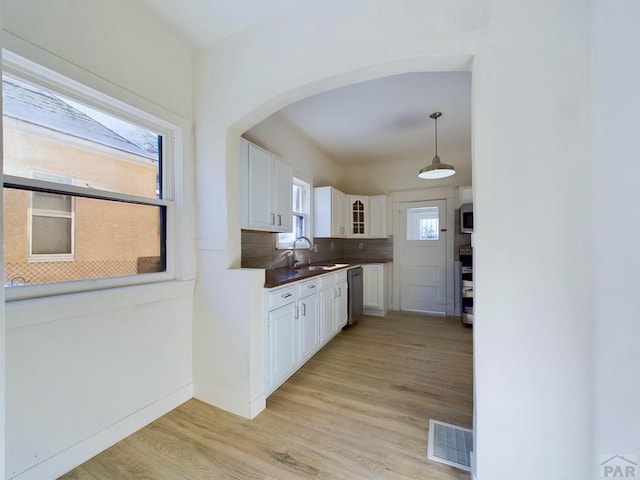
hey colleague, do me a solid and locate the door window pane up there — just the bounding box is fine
[407,206,439,241]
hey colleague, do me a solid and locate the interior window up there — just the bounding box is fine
[2,69,171,292]
[277,177,311,249]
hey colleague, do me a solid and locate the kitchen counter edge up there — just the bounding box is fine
[264,259,391,288]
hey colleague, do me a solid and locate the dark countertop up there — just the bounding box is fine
[264,258,392,288]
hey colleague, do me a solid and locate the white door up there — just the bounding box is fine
[363,264,383,309]
[397,200,447,314]
[332,188,347,237]
[319,287,334,343]
[272,156,293,232]
[247,143,274,230]
[299,293,319,360]
[334,281,348,331]
[267,302,298,391]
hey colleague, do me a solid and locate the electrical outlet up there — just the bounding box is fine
[359,242,363,249]
[330,241,334,250]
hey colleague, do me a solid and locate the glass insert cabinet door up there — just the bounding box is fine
[352,200,364,235]
[349,196,369,237]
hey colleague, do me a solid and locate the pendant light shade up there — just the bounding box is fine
[418,112,455,179]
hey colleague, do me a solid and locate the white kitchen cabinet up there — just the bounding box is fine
[298,279,320,361]
[314,186,347,237]
[363,263,391,316]
[315,188,388,238]
[459,186,473,207]
[265,270,348,396]
[272,158,293,231]
[266,302,299,393]
[368,194,388,238]
[319,285,335,344]
[319,271,348,343]
[334,278,348,331]
[348,195,369,237]
[239,138,293,233]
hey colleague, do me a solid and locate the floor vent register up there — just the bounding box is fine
[427,419,473,472]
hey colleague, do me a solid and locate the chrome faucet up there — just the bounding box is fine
[291,236,314,268]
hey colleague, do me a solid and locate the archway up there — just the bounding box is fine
[223,54,475,268]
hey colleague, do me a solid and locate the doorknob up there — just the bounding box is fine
[440,228,447,232]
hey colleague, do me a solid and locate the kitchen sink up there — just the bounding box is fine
[296,263,349,271]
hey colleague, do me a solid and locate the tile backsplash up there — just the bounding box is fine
[241,230,393,269]
[242,211,467,268]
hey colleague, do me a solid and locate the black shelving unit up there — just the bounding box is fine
[460,245,473,326]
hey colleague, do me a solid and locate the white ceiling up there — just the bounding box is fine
[136,0,301,48]
[135,1,472,169]
[275,72,472,166]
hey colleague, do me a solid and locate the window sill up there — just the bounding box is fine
[27,255,75,263]
[5,279,195,330]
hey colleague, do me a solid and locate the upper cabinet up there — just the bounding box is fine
[459,186,473,206]
[368,194,388,238]
[314,188,388,239]
[314,186,347,238]
[240,138,293,233]
[348,195,369,237]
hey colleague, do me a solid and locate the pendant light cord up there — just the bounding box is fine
[434,116,438,157]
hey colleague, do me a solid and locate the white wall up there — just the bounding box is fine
[2,0,193,120]
[1,0,196,478]
[5,284,194,479]
[193,1,596,479]
[244,112,344,189]
[591,0,640,474]
[342,145,472,195]
[192,0,481,420]
[472,1,592,478]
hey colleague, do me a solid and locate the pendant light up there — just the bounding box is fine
[418,112,455,179]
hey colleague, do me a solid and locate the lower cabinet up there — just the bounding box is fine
[266,302,299,392]
[334,280,348,331]
[320,272,348,344]
[265,270,348,396]
[299,292,320,361]
[363,263,391,316]
[319,286,335,345]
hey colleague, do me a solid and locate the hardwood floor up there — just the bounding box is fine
[60,311,473,480]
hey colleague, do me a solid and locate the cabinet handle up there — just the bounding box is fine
[281,292,292,299]
[337,287,342,297]
[308,284,316,289]
[270,213,275,225]
[334,289,337,299]
[295,306,299,319]
[277,214,282,226]
[302,303,306,316]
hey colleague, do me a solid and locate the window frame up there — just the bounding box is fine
[28,172,76,262]
[276,176,312,250]
[406,206,440,241]
[2,51,180,301]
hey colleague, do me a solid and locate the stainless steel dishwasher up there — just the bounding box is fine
[347,266,363,325]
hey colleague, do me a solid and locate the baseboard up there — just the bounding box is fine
[9,384,193,480]
[194,385,266,420]
[364,307,387,317]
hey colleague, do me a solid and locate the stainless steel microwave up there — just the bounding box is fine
[460,203,473,233]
